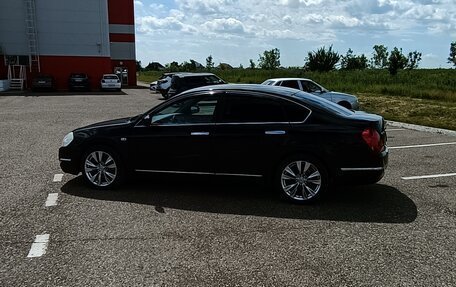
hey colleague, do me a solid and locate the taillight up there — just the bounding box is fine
[117,79,120,83]
[101,80,105,83]
[362,127,383,153]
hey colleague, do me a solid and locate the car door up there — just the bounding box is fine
[300,80,332,101]
[129,94,219,174]
[279,80,300,91]
[214,92,291,177]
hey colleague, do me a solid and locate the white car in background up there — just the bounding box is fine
[262,78,359,110]
[149,81,158,92]
[156,73,175,96]
[100,74,121,91]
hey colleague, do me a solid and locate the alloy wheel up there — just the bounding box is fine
[280,160,322,201]
[84,151,117,187]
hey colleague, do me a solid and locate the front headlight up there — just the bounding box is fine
[62,132,74,147]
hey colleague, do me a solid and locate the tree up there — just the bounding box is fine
[181,59,198,71]
[136,60,142,72]
[406,51,422,69]
[371,45,389,69]
[165,61,180,72]
[388,47,408,75]
[258,48,281,70]
[304,45,340,72]
[340,49,368,70]
[448,41,456,66]
[206,55,214,70]
[249,59,256,69]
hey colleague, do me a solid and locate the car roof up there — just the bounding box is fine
[172,72,217,78]
[265,78,312,82]
[181,84,300,99]
[102,74,118,77]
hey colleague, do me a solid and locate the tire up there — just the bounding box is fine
[275,155,328,203]
[81,146,124,189]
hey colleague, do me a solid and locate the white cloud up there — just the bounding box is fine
[135,0,456,67]
[203,18,247,36]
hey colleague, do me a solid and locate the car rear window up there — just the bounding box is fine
[104,75,119,79]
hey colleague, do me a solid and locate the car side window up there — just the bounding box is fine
[280,80,300,90]
[301,80,321,93]
[220,95,286,123]
[151,96,218,125]
[282,101,311,122]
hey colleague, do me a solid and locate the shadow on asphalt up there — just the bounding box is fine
[61,175,417,224]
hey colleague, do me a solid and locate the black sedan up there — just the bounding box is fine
[59,84,388,203]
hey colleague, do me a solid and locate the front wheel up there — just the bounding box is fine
[275,156,328,203]
[82,147,124,189]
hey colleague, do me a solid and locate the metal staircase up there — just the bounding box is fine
[8,65,26,90]
[24,0,40,74]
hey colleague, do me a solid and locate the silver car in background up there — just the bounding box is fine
[262,78,359,110]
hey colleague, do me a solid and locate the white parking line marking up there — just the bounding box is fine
[390,142,456,150]
[402,173,456,180]
[45,193,59,207]
[53,174,63,182]
[27,234,50,258]
[386,128,405,131]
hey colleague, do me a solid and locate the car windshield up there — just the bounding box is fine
[205,75,225,84]
[292,91,354,116]
[104,75,119,79]
[261,80,275,85]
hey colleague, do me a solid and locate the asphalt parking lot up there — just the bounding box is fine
[1,89,455,286]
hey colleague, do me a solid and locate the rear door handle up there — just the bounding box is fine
[191,132,210,136]
[265,130,286,135]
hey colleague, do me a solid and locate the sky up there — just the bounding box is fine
[133,0,456,68]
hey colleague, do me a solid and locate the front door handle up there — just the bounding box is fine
[265,130,286,135]
[191,132,210,136]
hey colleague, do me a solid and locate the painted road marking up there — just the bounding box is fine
[27,234,50,258]
[386,128,405,131]
[45,193,59,207]
[53,174,63,182]
[390,142,456,150]
[402,173,456,180]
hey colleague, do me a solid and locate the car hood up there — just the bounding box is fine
[325,91,356,99]
[75,117,133,131]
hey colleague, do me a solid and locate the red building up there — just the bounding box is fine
[0,0,136,90]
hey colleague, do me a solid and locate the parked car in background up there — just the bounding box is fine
[165,72,226,99]
[262,78,359,110]
[156,73,175,96]
[100,74,121,91]
[32,74,55,91]
[149,81,158,92]
[59,84,388,203]
[68,73,90,91]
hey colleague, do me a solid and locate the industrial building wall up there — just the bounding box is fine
[1,0,137,89]
[108,0,136,86]
[0,0,110,57]
[0,1,29,55]
[35,0,110,57]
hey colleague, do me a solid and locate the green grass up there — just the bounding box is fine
[138,69,456,130]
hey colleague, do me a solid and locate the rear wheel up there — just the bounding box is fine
[275,155,328,203]
[81,147,124,189]
[338,101,352,109]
